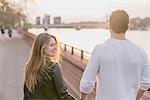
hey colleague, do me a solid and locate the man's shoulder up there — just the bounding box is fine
[127,41,148,59]
[94,44,103,50]
[94,41,109,50]
[135,45,147,58]
[129,41,146,53]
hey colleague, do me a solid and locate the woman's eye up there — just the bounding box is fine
[50,44,53,46]
[50,44,55,46]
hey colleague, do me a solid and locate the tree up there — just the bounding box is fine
[0,0,27,28]
[143,17,150,27]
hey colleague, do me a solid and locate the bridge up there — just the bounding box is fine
[0,29,149,100]
[32,24,75,28]
[31,23,107,29]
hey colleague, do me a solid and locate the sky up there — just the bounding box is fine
[24,0,150,23]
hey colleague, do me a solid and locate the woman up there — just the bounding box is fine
[24,33,75,100]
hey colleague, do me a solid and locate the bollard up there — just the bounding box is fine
[81,50,83,59]
[64,44,66,51]
[71,46,74,55]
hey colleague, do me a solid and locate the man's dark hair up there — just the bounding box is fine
[109,10,129,33]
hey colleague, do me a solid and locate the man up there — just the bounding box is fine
[79,10,150,100]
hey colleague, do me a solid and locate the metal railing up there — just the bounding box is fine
[61,43,91,60]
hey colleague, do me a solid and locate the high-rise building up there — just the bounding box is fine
[53,17,61,24]
[36,16,41,25]
[47,15,50,25]
[43,14,50,25]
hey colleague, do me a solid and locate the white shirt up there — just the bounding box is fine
[80,38,150,100]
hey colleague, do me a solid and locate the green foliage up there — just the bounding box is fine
[23,22,32,31]
[0,0,27,27]
[130,17,150,30]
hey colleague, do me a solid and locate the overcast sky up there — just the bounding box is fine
[24,0,150,23]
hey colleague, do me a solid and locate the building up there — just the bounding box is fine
[36,16,41,25]
[53,17,61,24]
[47,15,50,25]
[43,14,50,25]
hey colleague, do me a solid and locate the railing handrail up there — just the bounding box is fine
[61,43,91,54]
[61,42,91,59]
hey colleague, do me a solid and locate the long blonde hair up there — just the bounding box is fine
[25,33,61,93]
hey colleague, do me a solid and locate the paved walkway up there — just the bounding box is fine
[0,30,31,100]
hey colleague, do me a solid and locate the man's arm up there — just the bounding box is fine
[79,45,100,97]
[137,48,150,100]
[136,89,145,100]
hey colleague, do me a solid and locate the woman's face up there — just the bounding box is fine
[43,37,57,57]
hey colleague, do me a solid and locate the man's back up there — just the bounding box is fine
[80,38,149,100]
[97,38,147,100]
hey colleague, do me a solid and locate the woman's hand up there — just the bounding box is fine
[80,93,88,100]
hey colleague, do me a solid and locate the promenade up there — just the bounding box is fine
[0,30,149,100]
[0,30,30,100]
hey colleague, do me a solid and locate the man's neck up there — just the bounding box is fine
[111,32,126,40]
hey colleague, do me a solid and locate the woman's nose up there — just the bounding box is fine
[53,45,57,50]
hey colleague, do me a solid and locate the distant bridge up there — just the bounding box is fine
[31,23,107,29]
[32,24,78,28]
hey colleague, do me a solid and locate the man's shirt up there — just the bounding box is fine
[80,38,150,100]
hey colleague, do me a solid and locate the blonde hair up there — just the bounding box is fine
[25,33,61,93]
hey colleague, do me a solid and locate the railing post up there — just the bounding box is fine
[81,50,83,59]
[71,46,74,55]
[64,44,66,51]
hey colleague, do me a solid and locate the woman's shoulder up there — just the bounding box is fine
[46,60,59,67]
[46,62,60,73]
[53,63,60,67]
[52,63,61,71]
